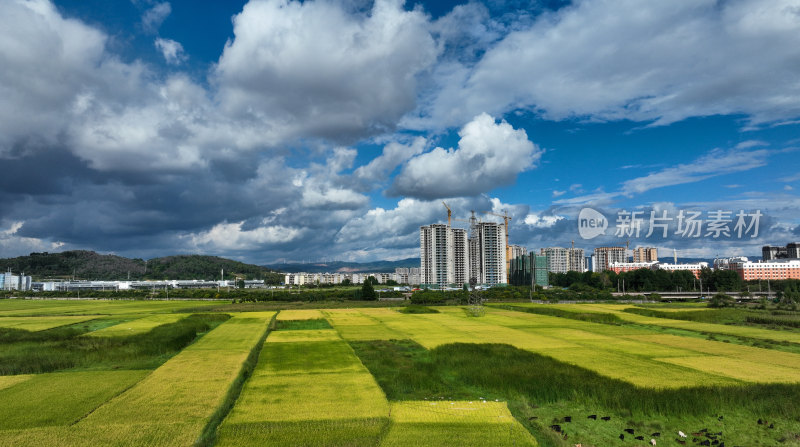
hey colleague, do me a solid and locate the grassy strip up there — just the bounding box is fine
[624,306,756,324]
[397,305,440,314]
[274,318,332,330]
[746,315,800,328]
[0,313,231,374]
[194,312,276,447]
[488,303,623,324]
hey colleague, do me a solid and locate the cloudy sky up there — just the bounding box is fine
[1,0,799,264]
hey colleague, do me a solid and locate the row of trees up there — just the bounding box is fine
[550,268,745,293]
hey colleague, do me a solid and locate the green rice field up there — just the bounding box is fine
[3,298,800,445]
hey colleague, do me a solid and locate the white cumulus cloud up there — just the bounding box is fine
[419,0,800,129]
[214,0,439,142]
[390,113,541,199]
[154,37,186,64]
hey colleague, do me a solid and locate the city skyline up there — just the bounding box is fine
[1,0,799,265]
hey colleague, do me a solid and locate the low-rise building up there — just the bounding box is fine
[730,259,800,281]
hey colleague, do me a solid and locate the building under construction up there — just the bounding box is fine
[420,205,508,287]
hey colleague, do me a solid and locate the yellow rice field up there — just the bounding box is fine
[0,315,97,331]
[216,313,389,447]
[380,401,538,447]
[84,313,187,337]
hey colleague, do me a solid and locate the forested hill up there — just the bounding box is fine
[0,251,283,282]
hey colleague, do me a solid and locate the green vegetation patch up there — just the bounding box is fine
[274,318,332,330]
[398,305,440,314]
[0,370,148,429]
[492,303,623,324]
[258,340,365,374]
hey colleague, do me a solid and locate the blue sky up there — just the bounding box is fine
[1,0,799,264]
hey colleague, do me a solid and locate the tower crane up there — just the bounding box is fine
[442,201,452,227]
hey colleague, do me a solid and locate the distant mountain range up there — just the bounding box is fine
[264,258,420,274]
[0,251,283,282]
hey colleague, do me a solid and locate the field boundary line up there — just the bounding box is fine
[194,312,277,447]
[68,371,151,427]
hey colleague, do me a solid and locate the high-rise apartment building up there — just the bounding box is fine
[541,247,585,273]
[451,228,469,286]
[470,222,507,285]
[633,247,658,263]
[568,247,586,272]
[593,246,627,272]
[509,254,549,288]
[541,247,568,273]
[509,245,527,262]
[420,224,469,286]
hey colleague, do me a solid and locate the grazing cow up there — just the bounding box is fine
[700,440,710,446]
[651,432,660,437]
[601,416,611,421]
[650,439,656,446]
[624,428,635,435]
[619,434,624,441]
[711,440,719,446]
[563,433,568,440]
[769,423,775,429]
[676,440,686,445]
[564,416,572,422]
[550,425,562,433]
[635,436,644,441]
[588,414,597,420]
[758,419,764,425]
[718,415,724,421]
[678,431,687,438]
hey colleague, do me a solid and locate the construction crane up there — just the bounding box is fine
[442,201,452,227]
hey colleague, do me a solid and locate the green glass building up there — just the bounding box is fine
[509,254,549,288]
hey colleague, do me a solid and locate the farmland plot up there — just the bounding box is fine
[0,312,274,446]
[0,315,97,331]
[216,322,390,447]
[0,299,219,317]
[0,370,148,430]
[380,401,537,447]
[512,302,800,344]
[84,313,187,337]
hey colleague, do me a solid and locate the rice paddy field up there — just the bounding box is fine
[3,297,800,446]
